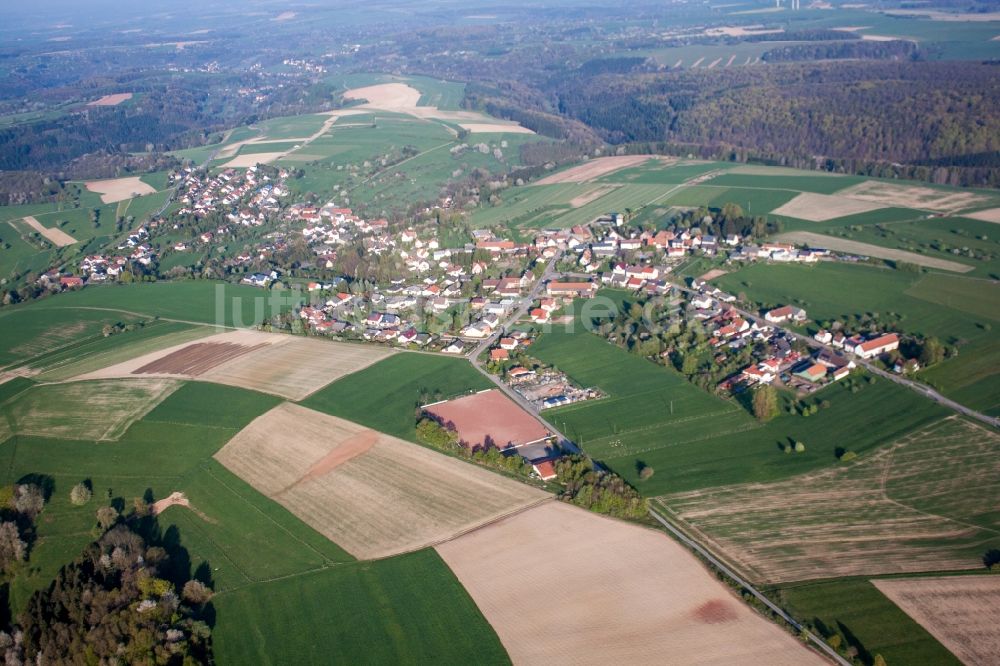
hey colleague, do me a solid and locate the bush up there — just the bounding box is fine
[794,441,806,453]
[95,506,119,531]
[839,450,857,462]
[638,466,654,480]
[69,483,92,506]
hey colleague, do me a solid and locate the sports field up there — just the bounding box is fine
[872,576,1000,666]
[437,501,825,665]
[424,388,551,448]
[215,403,548,559]
[658,418,1000,583]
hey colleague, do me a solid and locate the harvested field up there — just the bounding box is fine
[5,378,179,440]
[83,330,391,400]
[838,180,991,214]
[569,184,619,208]
[343,82,422,108]
[699,268,729,281]
[873,576,1000,666]
[221,152,286,168]
[132,341,267,375]
[200,336,391,400]
[215,403,548,559]
[771,192,887,221]
[963,207,1000,224]
[87,93,132,107]
[424,389,551,449]
[534,155,670,185]
[436,501,825,665]
[84,177,157,204]
[657,418,1000,583]
[457,123,534,134]
[773,231,974,273]
[19,216,76,247]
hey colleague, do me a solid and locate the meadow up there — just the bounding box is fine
[529,301,947,495]
[0,376,511,663]
[301,353,492,441]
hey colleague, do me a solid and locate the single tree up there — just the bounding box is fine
[752,385,779,422]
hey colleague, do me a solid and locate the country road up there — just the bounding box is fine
[647,506,852,666]
[465,249,582,453]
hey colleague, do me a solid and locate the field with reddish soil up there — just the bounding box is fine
[424,388,551,449]
[214,403,548,559]
[874,576,1000,666]
[436,501,826,665]
[132,341,267,375]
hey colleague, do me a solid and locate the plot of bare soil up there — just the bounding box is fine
[221,152,288,168]
[699,268,729,281]
[20,216,76,247]
[774,231,974,273]
[657,418,1000,583]
[151,491,215,523]
[87,93,132,107]
[340,83,508,125]
[457,123,534,134]
[214,403,548,559]
[534,155,668,185]
[424,389,551,449]
[81,330,390,400]
[963,207,1000,224]
[84,177,157,204]
[771,192,887,221]
[874,576,1000,666]
[436,502,825,665]
[837,180,991,214]
[132,341,266,375]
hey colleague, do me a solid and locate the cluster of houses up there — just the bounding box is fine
[732,242,827,264]
[815,329,900,360]
[173,165,288,224]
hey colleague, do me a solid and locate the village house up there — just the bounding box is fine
[764,305,807,324]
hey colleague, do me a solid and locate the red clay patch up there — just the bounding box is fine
[693,599,739,624]
[274,428,379,496]
[424,389,550,450]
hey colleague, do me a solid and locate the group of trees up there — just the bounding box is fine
[553,455,648,520]
[415,417,534,477]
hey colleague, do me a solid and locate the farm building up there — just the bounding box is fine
[853,333,900,359]
[546,281,598,298]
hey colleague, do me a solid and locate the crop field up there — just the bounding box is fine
[302,352,492,441]
[83,176,157,203]
[707,172,866,194]
[600,160,730,184]
[872,576,1000,666]
[773,231,975,273]
[658,418,1000,583]
[437,501,824,665]
[213,549,508,665]
[533,155,665,184]
[838,180,997,214]
[642,41,778,69]
[771,192,888,221]
[3,377,179,441]
[964,207,1000,224]
[771,579,962,666]
[215,403,548,559]
[82,330,392,401]
[20,281,298,327]
[0,307,147,367]
[31,322,213,381]
[815,215,1000,279]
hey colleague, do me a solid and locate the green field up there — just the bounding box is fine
[0,376,510,663]
[771,579,962,666]
[301,353,492,441]
[532,315,946,495]
[13,281,300,328]
[707,173,866,195]
[213,549,509,665]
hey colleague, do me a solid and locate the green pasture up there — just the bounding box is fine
[301,353,491,441]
